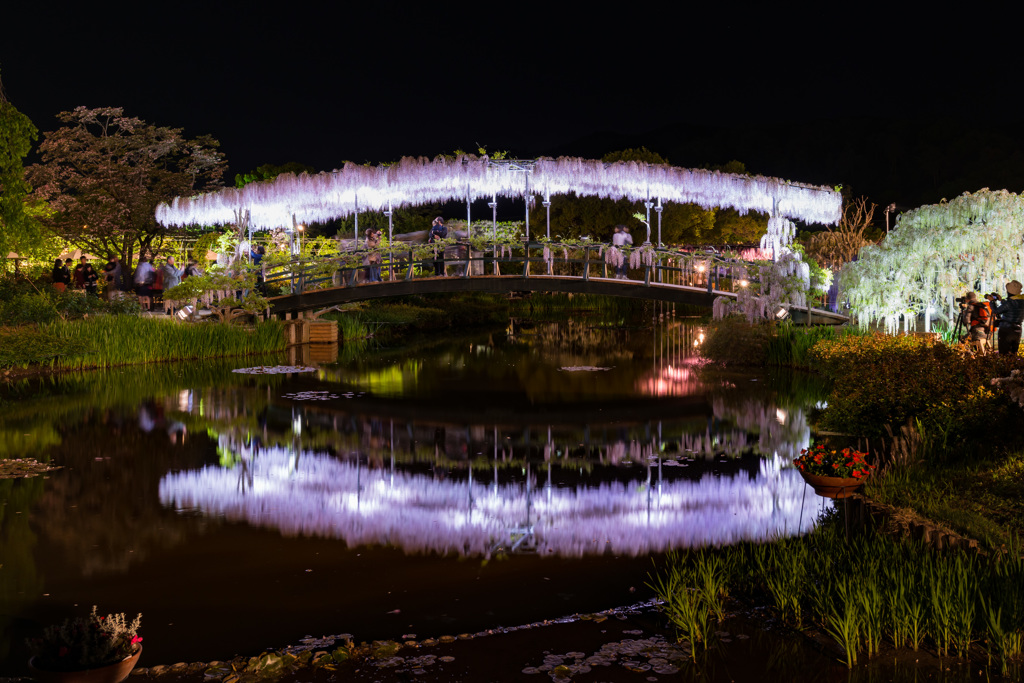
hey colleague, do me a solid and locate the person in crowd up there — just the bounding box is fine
[964,291,992,353]
[160,256,184,315]
[250,245,266,292]
[992,280,1024,355]
[364,228,383,282]
[428,217,447,277]
[133,256,156,311]
[51,258,71,291]
[70,258,84,289]
[75,255,99,296]
[103,255,123,299]
[183,259,203,279]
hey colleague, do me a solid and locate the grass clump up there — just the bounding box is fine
[0,317,285,370]
[649,516,1024,672]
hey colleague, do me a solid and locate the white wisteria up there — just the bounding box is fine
[158,447,825,559]
[156,156,842,231]
[840,189,1024,333]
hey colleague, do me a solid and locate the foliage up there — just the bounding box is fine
[163,266,270,323]
[26,606,141,671]
[793,445,873,479]
[27,107,227,273]
[789,243,833,294]
[807,332,1022,440]
[0,76,45,266]
[839,189,1024,334]
[713,252,811,322]
[0,316,284,369]
[234,162,315,188]
[650,516,1024,672]
[699,317,774,366]
[801,196,877,270]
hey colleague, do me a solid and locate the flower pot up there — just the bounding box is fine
[798,471,864,499]
[29,646,141,683]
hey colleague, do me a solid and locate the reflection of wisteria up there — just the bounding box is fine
[159,447,828,559]
[677,429,750,458]
[711,397,811,460]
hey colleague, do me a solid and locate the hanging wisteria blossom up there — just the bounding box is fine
[840,189,1024,333]
[156,156,842,231]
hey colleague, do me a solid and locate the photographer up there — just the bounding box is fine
[960,292,992,353]
[991,280,1024,355]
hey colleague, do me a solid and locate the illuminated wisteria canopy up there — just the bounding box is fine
[158,447,825,558]
[156,157,843,230]
[841,189,1024,332]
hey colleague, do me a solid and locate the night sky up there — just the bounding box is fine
[4,5,1024,210]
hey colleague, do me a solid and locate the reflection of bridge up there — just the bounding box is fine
[267,242,849,323]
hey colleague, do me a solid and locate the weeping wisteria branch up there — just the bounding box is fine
[156,156,842,231]
[840,189,1024,334]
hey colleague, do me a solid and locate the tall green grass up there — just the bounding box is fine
[649,518,1024,671]
[0,317,284,369]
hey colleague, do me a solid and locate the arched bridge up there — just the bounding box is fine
[265,241,848,324]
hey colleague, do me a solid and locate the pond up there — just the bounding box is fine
[0,305,835,673]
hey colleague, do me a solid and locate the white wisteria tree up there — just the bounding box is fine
[840,189,1024,333]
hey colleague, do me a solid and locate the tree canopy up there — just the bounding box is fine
[0,72,45,264]
[840,189,1024,332]
[28,107,227,270]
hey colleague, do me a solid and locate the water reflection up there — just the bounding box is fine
[160,444,822,558]
[156,316,825,558]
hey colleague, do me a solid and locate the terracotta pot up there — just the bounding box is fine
[29,646,141,683]
[798,471,865,499]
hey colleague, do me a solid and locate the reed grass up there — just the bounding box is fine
[649,514,1024,670]
[0,317,285,370]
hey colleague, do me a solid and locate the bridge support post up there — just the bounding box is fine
[644,265,651,287]
[406,250,415,281]
[522,243,530,279]
[583,247,590,282]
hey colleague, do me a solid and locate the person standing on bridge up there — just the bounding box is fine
[612,224,630,279]
[429,217,448,277]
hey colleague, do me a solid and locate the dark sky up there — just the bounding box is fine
[4,4,1024,206]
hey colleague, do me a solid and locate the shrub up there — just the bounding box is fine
[807,333,1024,444]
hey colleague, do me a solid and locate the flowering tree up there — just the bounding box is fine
[839,189,1024,333]
[28,107,226,273]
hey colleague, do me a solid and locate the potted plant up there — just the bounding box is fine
[793,445,874,498]
[26,606,142,683]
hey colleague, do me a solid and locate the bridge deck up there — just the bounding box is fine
[269,274,849,324]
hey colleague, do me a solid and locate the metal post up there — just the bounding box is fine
[385,200,394,281]
[524,172,531,243]
[544,191,551,240]
[655,197,663,246]
[465,183,472,277]
[354,193,359,248]
[543,191,552,275]
[489,193,498,275]
[524,173,531,276]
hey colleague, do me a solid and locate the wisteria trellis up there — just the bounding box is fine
[156,156,842,231]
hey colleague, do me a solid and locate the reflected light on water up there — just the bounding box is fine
[159,447,828,559]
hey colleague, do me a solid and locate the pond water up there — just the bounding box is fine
[0,306,836,673]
